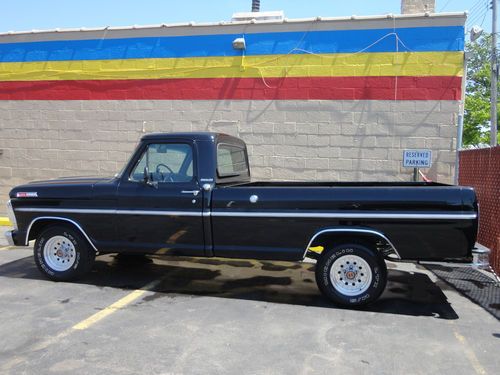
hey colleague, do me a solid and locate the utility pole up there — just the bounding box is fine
[491,0,498,146]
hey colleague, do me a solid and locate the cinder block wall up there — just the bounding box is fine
[0,14,465,214]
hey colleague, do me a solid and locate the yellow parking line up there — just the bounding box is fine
[453,330,487,375]
[0,246,15,251]
[72,279,162,330]
[0,217,12,226]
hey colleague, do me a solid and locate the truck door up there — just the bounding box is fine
[116,141,205,256]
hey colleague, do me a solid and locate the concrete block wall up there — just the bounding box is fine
[0,99,458,212]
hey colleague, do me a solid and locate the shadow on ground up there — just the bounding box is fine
[0,254,458,319]
[424,264,500,320]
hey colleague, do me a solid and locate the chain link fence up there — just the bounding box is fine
[459,146,500,274]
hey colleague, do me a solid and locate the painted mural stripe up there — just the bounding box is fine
[0,26,464,62]
[0,51,464,82]
[0,76,462,101]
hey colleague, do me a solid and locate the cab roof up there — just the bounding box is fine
[140,132,246,146]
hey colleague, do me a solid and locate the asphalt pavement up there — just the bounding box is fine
[0,226,499,374]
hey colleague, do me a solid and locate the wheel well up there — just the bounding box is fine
[306,229,400,260]
[26,217,98,252]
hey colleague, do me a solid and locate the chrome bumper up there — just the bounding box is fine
[471,244,490,269]
[419,244,491,270]
[4,230,15,246]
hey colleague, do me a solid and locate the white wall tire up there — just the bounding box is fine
[34,225,95,281]
[315,243,387,306]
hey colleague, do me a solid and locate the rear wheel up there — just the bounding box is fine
[34,225,95,281]
[315,242,387,306]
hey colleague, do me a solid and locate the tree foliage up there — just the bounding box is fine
[464,33,500,147]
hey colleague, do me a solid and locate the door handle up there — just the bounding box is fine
[181,190,200,196]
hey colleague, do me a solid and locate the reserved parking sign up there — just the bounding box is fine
[403,149,432,168]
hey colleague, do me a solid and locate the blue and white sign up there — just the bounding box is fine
[403,149,432,168]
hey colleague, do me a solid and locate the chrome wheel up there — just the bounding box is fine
[329,254,373,296]
[43,235,76,272]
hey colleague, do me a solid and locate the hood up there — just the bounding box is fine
[22,176,115,186]
[9,176,116,200]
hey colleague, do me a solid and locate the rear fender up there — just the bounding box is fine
[304,228,400,260]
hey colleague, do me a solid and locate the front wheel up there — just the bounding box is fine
[34,225,95,281]
[315,243,387,306]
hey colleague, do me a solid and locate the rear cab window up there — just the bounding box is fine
[216,142,250,184]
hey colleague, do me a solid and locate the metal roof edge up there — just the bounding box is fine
[0,12,467,37]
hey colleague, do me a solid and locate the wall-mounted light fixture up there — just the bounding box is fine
[232,37,246,50]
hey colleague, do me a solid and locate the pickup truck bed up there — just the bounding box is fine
[211,182,477,261]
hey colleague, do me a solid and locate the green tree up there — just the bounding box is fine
[464,33,500,147]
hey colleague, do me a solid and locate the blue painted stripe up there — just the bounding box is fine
[0,26,464,62]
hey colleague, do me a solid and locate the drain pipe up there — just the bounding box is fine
[455,52,468,185]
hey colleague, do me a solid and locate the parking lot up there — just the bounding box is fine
[0,230,499,375]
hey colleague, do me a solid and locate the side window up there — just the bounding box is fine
[217,144,249,178]
[130,143,194,183]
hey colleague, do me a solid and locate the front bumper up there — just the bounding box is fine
[4,230,18,246]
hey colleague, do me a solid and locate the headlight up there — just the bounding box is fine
[6,200,18,230]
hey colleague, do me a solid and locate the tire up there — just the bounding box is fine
[34,225,95,281]
[315,242,387,307]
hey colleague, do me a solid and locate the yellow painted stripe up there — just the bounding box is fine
[0,217,12,226]
[453,331,487,374]
[72,279,161,330]
[0,51,463,81]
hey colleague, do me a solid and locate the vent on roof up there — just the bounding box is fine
[231,11,284,22]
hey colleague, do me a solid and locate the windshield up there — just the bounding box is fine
[114,141,142,179]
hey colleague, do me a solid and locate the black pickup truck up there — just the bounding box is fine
[5,132,479,306]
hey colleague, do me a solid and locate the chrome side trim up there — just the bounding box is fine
[210,211,477,220]
[16,207,477,220]
[26,216,99,252]
[303,228,401,260]
[17,208,202,217]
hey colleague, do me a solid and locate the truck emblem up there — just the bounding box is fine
[16,192,38,198]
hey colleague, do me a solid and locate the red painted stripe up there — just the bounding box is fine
[0,76,462,100]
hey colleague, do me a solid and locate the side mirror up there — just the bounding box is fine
[143,166,158,188]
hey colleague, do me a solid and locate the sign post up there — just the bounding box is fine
[403,149,432,182]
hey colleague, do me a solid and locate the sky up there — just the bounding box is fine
[0,0,494,35]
